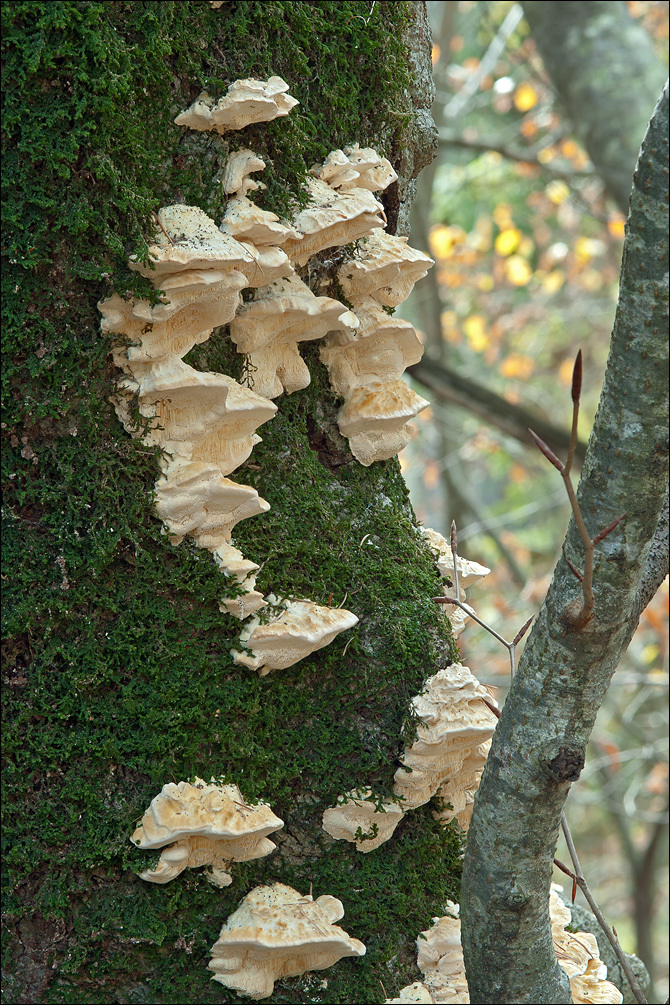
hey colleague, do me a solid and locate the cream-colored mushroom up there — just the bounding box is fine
[213,542,267,619]
[433,739,490,831]
[281,177,387,266]
[415,907,470,1004]
[337,379,430,467]
[321,300,423,396]
[221,196,301,248]
[128,204,254,278]
[420,527,490,589]
[313,145,398,193]
[232,595,358,675]
[229,274,358,398]
[208,883,366,998]
[322,788,405,852]
[174,76,299,135]
[222,149,267,198]
[155,461,270,552]
[550,886,623,1004]
[393,665,498,812]
[338,229,434,308]
[131,778,283,888]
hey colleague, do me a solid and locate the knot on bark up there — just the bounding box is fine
[546,746,585,783]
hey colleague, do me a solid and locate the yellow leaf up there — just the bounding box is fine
[514,82,538,112]
[520,118,538,139]
[607,216,626,239]
[546,179,570,205]
[509,463,529,483]
[493,203,513,228]
[558,358,574,386]
[423,460,440,490]
[500,354,535,379]
[429,224,466,259]
[518,236,535,258]
[495,227,522,256]
[431,43,441,65]
[477,274,495,292]
[542,269,565,294]
[537,145,557,164]
[463,314,490,352]
[504,255,532,286]
[579,268,603,291]
[574,236,604,263]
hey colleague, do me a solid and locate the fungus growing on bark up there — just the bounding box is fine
[214,542,267,619]
[232,596,358,675]
[337,228,434,307]
[550,886,623,1004]
[337,379,430,467]
[129,204,253,277]
[222,150,267,198]
[208,883,366,998]
[322,788,404,852]
[420,527,490,589]
[432,739,491,831]
[313,144,398,193]
[131,779,283,888]
[281,178,386,266]
[393,665,498,812]
[229,275,358,398]
[174,77,298,134]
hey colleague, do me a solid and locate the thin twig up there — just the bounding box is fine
[450,520,461,602]
[560,813,649,1005]
[434,594,531,679]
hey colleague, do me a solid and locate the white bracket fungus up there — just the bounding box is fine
[229,275,358,398]
[312,144,398,194]
[420,527,490,638]
[208,883,366,998]
[550,886,623,1004]
[232,595,358,675]
[384,982,436,1003]
[281,177,387,266]
[337,228,434,308]
[432,739,491,831]
[174,77,299,134]
[321,788,405,852]
[336,379,430,467]
[393,665,498,813]
[131,779,284,888]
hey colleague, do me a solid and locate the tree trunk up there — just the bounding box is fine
[521,0,667,213]
[1,4,463,1003]
[461,81,669,1004]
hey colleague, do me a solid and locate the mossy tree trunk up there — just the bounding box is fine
[2,4,462,1004]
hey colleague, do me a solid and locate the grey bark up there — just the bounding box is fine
[521,1,667,213]
[461,80,669,1005]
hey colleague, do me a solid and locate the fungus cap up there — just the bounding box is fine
[232,596,358,675]
[129,205,253,278]
[337,380,430,466]
[420,527,490,589]
[322,788,404,852]
[313,145,398,193]
[222,150,267,198]
[338,229,434,307]
[282,178,386,266]
[550,886,623,1004]
[131,779,283,887]
[220,196,301,247]
[208,883,366,998]
[384,983,435,1003]
[174,77,298,134]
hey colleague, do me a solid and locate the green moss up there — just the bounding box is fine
[2,3,462,1002]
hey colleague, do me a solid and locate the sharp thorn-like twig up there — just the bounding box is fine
[480,696,501,720]
[512,615,534,647]
[571,349,583,404]
[593,512,627,545]
[563,550,584,582]
[450,519,461,602]
[529,428,565,472]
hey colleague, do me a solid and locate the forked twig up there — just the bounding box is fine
[434,594,533,678]
[558,813,648,1004]
[529,351,626,628]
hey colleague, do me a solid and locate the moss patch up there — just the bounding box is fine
[2,3,461,1002]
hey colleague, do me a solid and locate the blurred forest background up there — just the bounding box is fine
[398,1,669,1000]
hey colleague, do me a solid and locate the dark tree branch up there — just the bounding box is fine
[461,82,669,1004]
[521,1,667,213]
[408,358,588,463]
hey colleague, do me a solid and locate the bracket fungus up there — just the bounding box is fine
[336,379,430,467]
[232,596,358,675]
[174,76,299,134]
[384,982,436,1004]
[393,664,498,813]
[420,527,490,638]
[338,228,434,308]
[321,788,405,852]
[208,883,366,998]
[432,739,491,831]
[550,886,623,1004]
[281,177,387,266]
[131,779,283,888]
[312,144,398,194]
[229,274,358,398]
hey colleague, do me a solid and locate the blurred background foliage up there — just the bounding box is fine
[398,1,669,999]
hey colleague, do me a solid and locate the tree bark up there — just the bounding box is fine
[2,4,459,1003]
[521,1,667,213]
[461,80,669,1005]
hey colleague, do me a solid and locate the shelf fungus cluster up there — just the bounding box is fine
[131,779,283,888]
[385,894,623,1004]
[208,883,366,998]
[323,665,497,850]
[420,526,490,637]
